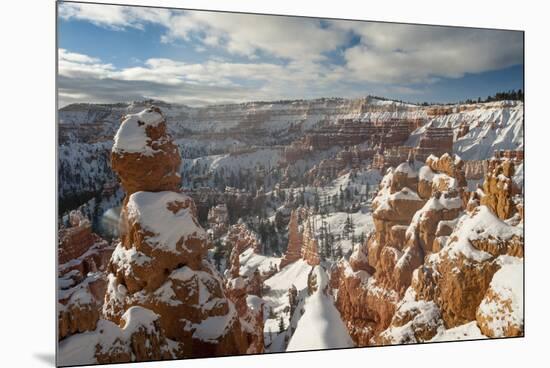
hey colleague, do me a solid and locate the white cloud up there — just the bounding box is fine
[57,49,321,106]
[338,22,523,83]
[59,3,348,62]
[161,11,348,62]
[58,48,115,79]
[59,2,171,30]
[58,48,100,64]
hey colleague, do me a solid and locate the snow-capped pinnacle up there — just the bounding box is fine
[111,107,182,196]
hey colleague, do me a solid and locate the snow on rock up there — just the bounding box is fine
[265,260,311,299]
[406,102,523,160]
[429,321,487,342]
[120,306,160,333]
[126,191,206,254]
[445,205,523,261]
[113,108,165,155]
[476,256,523,337]
[412,205,523,328]
[287,266,354,351]
[98,105,250,362]
[111,106,181,196]
[239,248,279,278]
[378,288,444,344]
[480,159,521,220]
[395,162,418,178]
[335,259,400,346]
[58,307,173,366]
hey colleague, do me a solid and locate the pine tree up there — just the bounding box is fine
[278,316,285,333]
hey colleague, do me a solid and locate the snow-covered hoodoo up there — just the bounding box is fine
[333,153,523,346]
[59,107,252,365]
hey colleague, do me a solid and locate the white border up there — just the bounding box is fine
[1,0,547,367]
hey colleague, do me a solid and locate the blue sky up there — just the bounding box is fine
[57,1,524,107]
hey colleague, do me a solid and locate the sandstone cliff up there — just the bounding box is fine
[334,152,523,346]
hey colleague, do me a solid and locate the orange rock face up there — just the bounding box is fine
[93,307,173,364]
[58,211,114,341]
[377,292,443,345]
[225,256,265,353]
[111,106,181,198]
[335,153,503,345]
[226,222,262,256]
[476,259,523,338]
[412,206,523,328]
[480,159,518,220]
[426,153,466,187]
[280,209,304,269]
[100,107,250,362]
[335,262,399,346]
[103,192,249,359]
[301,219,321,266]
[59,215,97,264]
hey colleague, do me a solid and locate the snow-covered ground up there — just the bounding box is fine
[239,248,280,277]
[310,208,375,255]
[405,102,523,160]
[286,266,354,351]
[429,321,487,342]
[262,260,311,340]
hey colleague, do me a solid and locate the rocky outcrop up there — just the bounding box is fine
[336,154,481,345]
[280,209,305,269]
[349,240,372,274]
[335,164,425,346]
[101,107,249,362]
[58,211,114,341]
[418,154,466,200]
[390,162,419,193]
[335,262,399,346]
[111,107,181,198]
[280,207,321,267]
[476,258,523,337]
[58,273,106,340]
[426,154,466,186]
[407,190,463,256]
[226,222,262,256]
[103,192,248,359]
[367,164,427,293]
[480,159,518,220]
[225,235,265,353]
[94,307,172,364]
[207,203,229,238]
[377,289,444,344]
[302,219,321,266]
[59,210,113,266]
[411,206,523,328]
[225,276,264,354]
[371,164,425,247]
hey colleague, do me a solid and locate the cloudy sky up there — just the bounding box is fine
[57,1,523,107]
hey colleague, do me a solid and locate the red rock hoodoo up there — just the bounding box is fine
[332,153,517,346]
[480,159,520,220]
[302,218,321,266]
[99,107,250,362]
[58,210,114,341]
[111,107,181,198]
[280,209,305,269]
